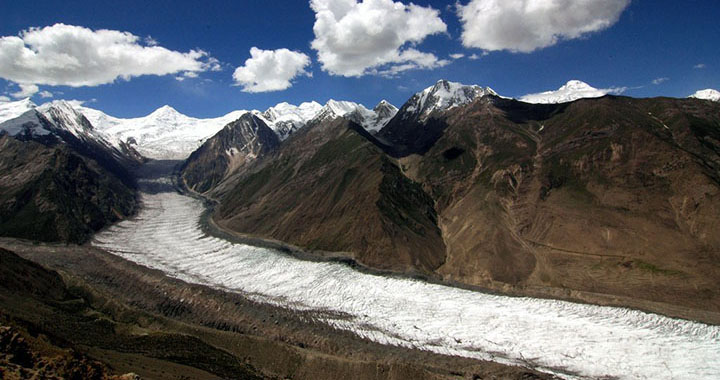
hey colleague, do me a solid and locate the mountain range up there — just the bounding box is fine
[0,101,140,243]
[178,80,720,317]
[1,80,720,317]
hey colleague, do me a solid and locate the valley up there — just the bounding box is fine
[1,80,720,379]
[91,160,720,379]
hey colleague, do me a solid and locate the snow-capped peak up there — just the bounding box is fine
[366,100,398,133]
[147,104,186,121]
[519,80,611,104]
[689,89,720,102]
[402,80,497,121]
[37,100,96,138]
[325,99,370,118]
[0,97,38,124]
[259,101,323,140]
[81,105,250,160]
[313,99,373,126]
[0,110,53,137]
[374,100,397,113]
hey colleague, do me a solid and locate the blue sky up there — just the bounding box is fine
[0,0,718,118]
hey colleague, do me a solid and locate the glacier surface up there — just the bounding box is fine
[93,169,720,380]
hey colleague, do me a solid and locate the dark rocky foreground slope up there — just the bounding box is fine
[0,241,552,380]
[188,91,720,319]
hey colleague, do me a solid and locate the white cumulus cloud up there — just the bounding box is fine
[0,96,10,102]
[232,47,311,93]
[310,0,448,77]
[38,90,53,98]
[457,0,630,53]
[0,23,217,87]
[450,53,465,60]
[652,77,669,85]
[10,83,39,98]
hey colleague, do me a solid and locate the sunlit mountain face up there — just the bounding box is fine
[1,1,719,379]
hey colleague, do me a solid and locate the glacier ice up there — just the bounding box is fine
[93,172,720,380]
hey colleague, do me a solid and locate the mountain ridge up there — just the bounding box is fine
[185,85,720,318]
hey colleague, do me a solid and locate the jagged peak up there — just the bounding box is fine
[374,99,398,111]
[403,79,496,119]
[322,99,369,117]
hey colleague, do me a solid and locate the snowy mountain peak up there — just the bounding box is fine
[0,110,53,137]
[0,97,39,124]
[374,100,398,113]
[323,99,367,118]
[400,80,496,121]
[148,105,185,120]
[314,100,372,123]
[37,100,96,138]
[562,80,595,91]
[689,89,720,102]
[258,101,323,140]
[519,80,610,104]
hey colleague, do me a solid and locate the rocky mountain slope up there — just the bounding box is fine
[377,80,496,156]
[189,81,720,314]
[0,105,139,243]
[210,116,446,273]
[181,113,280,194]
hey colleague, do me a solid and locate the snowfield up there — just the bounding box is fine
[93,170,720,380]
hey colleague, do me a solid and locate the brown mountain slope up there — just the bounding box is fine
[198,94,720,317]
[399,95,720,312]
[214,118,445,273]
[181,113,280,194]
[0,135,137,243]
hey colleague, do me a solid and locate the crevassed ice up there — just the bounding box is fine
[93,174,720,380]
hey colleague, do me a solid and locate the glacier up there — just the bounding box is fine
[92,163,720,380]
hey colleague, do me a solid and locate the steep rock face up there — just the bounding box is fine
[378,80,495,156]
[0,135,137,243]
[214,117,445,273]
[181,113,280,194]
[0,107,139,243]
